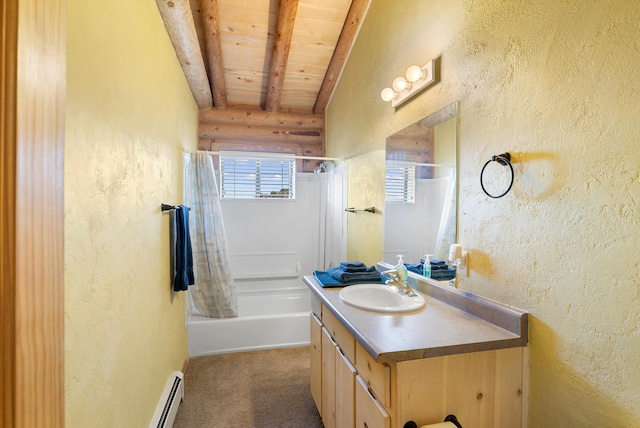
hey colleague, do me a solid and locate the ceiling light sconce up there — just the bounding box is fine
[380,59,436,108]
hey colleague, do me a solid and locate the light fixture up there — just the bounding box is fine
[405,65,425,82]
[380,87,397,102]
[380,59,436,108]
[392,77,411,92]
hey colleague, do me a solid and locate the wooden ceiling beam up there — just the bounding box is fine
[199,107,323,129]
[156,0,213,109]
[200,123,322,146]
[200,0,227,108]
[198,139,324,156]
[264,0,299,112]
[313,0,370,114]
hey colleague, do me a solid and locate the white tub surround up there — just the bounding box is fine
[187,288,311,356]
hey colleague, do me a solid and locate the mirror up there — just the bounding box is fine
[384,102,458,280]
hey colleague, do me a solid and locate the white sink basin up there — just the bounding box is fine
[339,283,425,313]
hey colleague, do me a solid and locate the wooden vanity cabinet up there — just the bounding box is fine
[310,300,528,428]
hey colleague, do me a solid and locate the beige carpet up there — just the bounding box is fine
[173,346,324,428]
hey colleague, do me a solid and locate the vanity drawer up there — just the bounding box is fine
[355,375,390,428]
[355,342,391,409]
[322,305,355,362]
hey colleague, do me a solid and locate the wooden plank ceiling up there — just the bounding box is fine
[156,0,369,170]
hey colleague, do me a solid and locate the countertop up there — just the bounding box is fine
[304,271,528,363]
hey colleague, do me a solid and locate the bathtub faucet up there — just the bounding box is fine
[381,269,417,297]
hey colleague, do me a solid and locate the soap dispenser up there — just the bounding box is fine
[423,254,432,278]
[395,255,408,284]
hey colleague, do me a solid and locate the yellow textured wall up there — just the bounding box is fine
[327,0,640,426]
[65,0,196,426]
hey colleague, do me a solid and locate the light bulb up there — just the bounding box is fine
[392,77,411,92]
[380,87,396,102]
[406,65,425,83]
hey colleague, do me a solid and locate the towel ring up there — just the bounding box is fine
[480,152,514,198]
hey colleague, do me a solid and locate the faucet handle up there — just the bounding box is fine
[381,269,400,282]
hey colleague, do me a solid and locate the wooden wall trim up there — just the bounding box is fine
[1,0,18,424]
[199,107,323,129]
[198,106,325,172]
[199,122,322,145]
[1,1,66,427]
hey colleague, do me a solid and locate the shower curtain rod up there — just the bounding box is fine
[413,162,455,168]
[183,150,342,162]
[210,152,343,162]
[387,160,455,168]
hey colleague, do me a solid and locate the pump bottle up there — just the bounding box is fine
[395,255,408,283]
[423,254,432,278]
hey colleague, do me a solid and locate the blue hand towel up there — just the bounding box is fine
[327,266,384,284]
[419,259,449,270]
[430,267,456,280]
[340,261,365,269]
[339,261,368,272]
[313,270,345,287]
[173,205,195,291]
[405,263,423,274]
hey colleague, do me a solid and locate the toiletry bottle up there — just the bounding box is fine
[423,254,432,278]
[395,255,408,284]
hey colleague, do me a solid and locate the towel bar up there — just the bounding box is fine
[345,207,376,214]
[161,203,190,212]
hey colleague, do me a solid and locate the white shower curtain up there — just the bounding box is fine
[184,152,238,318]
[323,164,347,269]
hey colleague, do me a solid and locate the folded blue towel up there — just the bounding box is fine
[327,266,384,284]
[313,270,345,287]
[430,267,456,280]
[416,259,449,271]
[420,258,447,266]
[405,263,423,274]
[339,261,369,272]
[342,266,368,273]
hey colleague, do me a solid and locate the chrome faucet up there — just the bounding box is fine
[381,269,417,297]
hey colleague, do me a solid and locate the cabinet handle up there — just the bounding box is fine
[363,423,368,428]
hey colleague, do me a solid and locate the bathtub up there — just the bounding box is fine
[187,288,311,356]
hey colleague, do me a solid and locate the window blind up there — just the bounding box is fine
[220,153,296,199]
[385,165,415,203]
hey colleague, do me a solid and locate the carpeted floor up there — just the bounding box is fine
[173,346,324,428]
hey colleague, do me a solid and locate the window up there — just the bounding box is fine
[385,163,415,203]
[220,152,296,199]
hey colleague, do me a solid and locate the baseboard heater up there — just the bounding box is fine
[149,371,184,428]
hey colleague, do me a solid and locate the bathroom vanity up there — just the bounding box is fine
[304,270,529,428]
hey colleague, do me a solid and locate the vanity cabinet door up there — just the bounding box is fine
[310,313,323,413]
[355,342,392,408]
[355,375,390,428]
[322,306,355,362]
[321,327,337,428]
[336,347,356,428]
